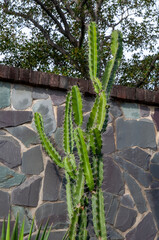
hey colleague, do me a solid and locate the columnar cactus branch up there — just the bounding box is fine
[35,21,122,240]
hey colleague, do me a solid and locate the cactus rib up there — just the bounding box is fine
[72,86,83,126]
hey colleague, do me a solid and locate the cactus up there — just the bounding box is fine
[35,21,122,240]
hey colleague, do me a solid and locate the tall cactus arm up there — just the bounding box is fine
[87,96,99,131]
[34,112,64,168]
[88,22,102,93]
[68,207,80,240]
[74,168,85,206]
[88,22,97,81]
[78,208,88,240]
[102,30,123,95]
[64,92,74,154]
[92,190,107,240]
[65,172,73,221]
[96,91,107,131]
[74,127,94,191]
[72,86,83,126]
[64,156,76,180]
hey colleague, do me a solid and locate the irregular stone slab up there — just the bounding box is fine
[116,118,156,150]
[6,126,39,147]
[150,164,159,180]
[114,155,152,187]
[146,189,159,229]
[107,224,124,240]
[151,181,159,188]
[103,156,124,195]
[0,165,26,188]
[115,205,137,232]
[117,147,150,170]
[32,87,49,99]
[152,108,159,131]
[0,110,33,128]
[126,213,157,240]
[35,202,67,228]
[140,105,150,117]
[22,146,44,175]
[0,190,10,218]
[151,152,159,164]
[50,90,66,106]
[0,130,6,135]
[12,85,32,110]
[12,206,34,234]
[109,100,122,118]
[104,192,119,225]
[0,136,21,168]
[57,105,65,127]
[0,82,11,109]
[124,172,147,213]
[121,194,135,208]
[11,176,42,207]
[121,102,140,119]
[32,99,56,136]
[53,127,63,150]
[43,160,61,201]
[102,125,115,154]
[83,96,95,113]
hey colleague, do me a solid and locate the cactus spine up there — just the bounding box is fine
[35,21,122,240]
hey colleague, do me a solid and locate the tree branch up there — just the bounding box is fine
[50,0,78,47]
[136,54,159,88]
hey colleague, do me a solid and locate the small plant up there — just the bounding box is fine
[35,22,122,240]
[1,214,51,240]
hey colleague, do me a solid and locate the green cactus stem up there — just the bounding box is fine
[34,113,64,168]
[72,86,83,126]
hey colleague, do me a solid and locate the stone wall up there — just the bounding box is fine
[0,65,159,239]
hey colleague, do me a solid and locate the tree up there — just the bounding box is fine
[0,0,158,88]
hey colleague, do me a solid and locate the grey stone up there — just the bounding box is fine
[140,105,150,117]
[11,176,42,207]
[126,213,157,240]
[109,100,122,118]
[102,125,115,154]
[146,189,159,229]
[6,126,40,147]
[50,90,66,106]
[116,118,156,150]
[53,127,63,150]
[83,96,95,113]
[0,110,33,128]
[32,99,56,136]
[121,102,140,119]
[35,202,68,228]
[104,192,119,225]
[151,181,159,188]
[0,165,26,188]
[0,82,11,109]
[32,87,49,99]
[103,156,124,195]
[124,172,147,213]
[12,206,34,234]
[0,190,10,218]
[115,205,137,232]
[120,194,135,208]
[57,105,65,127]
[22,146,44,175]
[0,136,21,168]
[151,108,159,131]
[150,164,159,180]
[43,160,62,201]
[114,155,152,187]
[82,113,90,130]
[107,224,124,240]
[117,147,150,170]
[12,85,32,110]
[0,130,6,135]
[151,152,159,164]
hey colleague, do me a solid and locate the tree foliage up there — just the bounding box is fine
[0,0,158,88]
